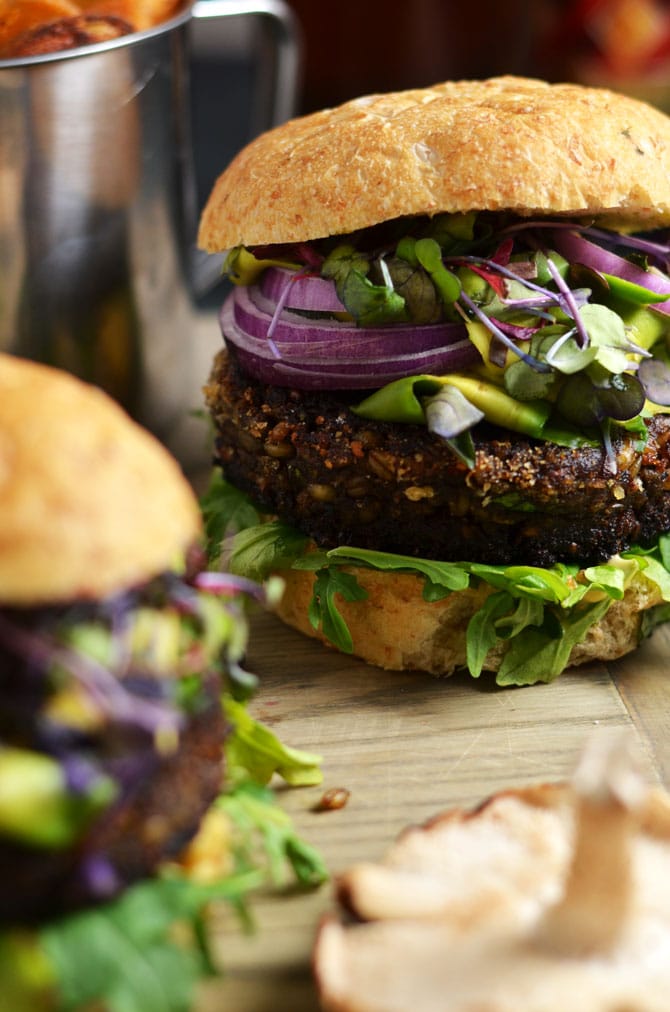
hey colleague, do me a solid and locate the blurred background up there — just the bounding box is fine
[286,0,670,113]
[285,0,670,113]
[192,0,670,211]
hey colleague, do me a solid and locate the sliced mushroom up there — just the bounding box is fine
[315,734,670,1012]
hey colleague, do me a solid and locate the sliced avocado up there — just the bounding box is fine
[0,747,116,849]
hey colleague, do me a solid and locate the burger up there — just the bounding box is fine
[199,75,670,686]
[0,354,324,1006]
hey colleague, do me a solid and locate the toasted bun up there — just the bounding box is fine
[0,354,201,605]
[198,75,670,251]
[274,565,663,675]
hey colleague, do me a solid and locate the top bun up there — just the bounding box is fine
[198,75,670,251]
[0,354,201,605]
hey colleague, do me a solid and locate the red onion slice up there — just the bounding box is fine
[231,285,472,350]
[220,292,480,389]
[259,266,347,313]
[551,230,670,315]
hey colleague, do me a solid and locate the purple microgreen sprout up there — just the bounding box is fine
[638,357,670,405]
[600,419,618,476]
[377,254,395,292]
[266,267,313,357]
[544,257,591,348]
[458,290,551,372]
[0,614,181,739]
[543,329,578,369]
[193,570,270,604]
[452,254,558,300]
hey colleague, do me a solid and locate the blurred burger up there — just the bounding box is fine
[0,352,323,958]
[199,75,670,685]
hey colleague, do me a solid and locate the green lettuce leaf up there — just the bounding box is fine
[37,776,327,1012]
[321,245,407,325]
[200,472,261,565]
[223,506,670,686]
[309,567,369,653]
[223,696,323,788]
[229,522,309,584]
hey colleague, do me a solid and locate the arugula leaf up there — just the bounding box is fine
[229,522,309,583]
[495,598,611,686]
[40,877,227,1012]
[466,591,514,677]
[468,562,579,604]
[640,602,670,638]
[223,697,323,788]
[659,532,670,570]
[494,596,546,639]
[218,781,328,888]
[200,474,261,565]
[309,567,368,653]
[321,545,470,596]
[224,515,670,686]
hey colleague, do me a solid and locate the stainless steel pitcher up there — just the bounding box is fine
[0,0,299,460]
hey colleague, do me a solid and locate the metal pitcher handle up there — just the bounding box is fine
[193,0,301,130]
[190,0,301,294]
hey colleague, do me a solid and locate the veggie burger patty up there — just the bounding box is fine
[207,345,670,569]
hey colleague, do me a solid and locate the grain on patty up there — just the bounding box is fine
[206,347,670,568]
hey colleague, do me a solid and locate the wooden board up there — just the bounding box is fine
[197,612,670,1011]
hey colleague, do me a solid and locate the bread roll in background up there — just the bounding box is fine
[0,353,201,604]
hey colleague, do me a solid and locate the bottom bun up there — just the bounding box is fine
[274,566,664,676]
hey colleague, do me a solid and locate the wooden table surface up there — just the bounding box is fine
[196,610,670,1011]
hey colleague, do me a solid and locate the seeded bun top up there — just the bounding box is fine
[198,75,670,251]
[0,354,201,605]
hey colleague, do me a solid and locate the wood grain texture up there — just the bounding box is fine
[197,611,669,1011]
